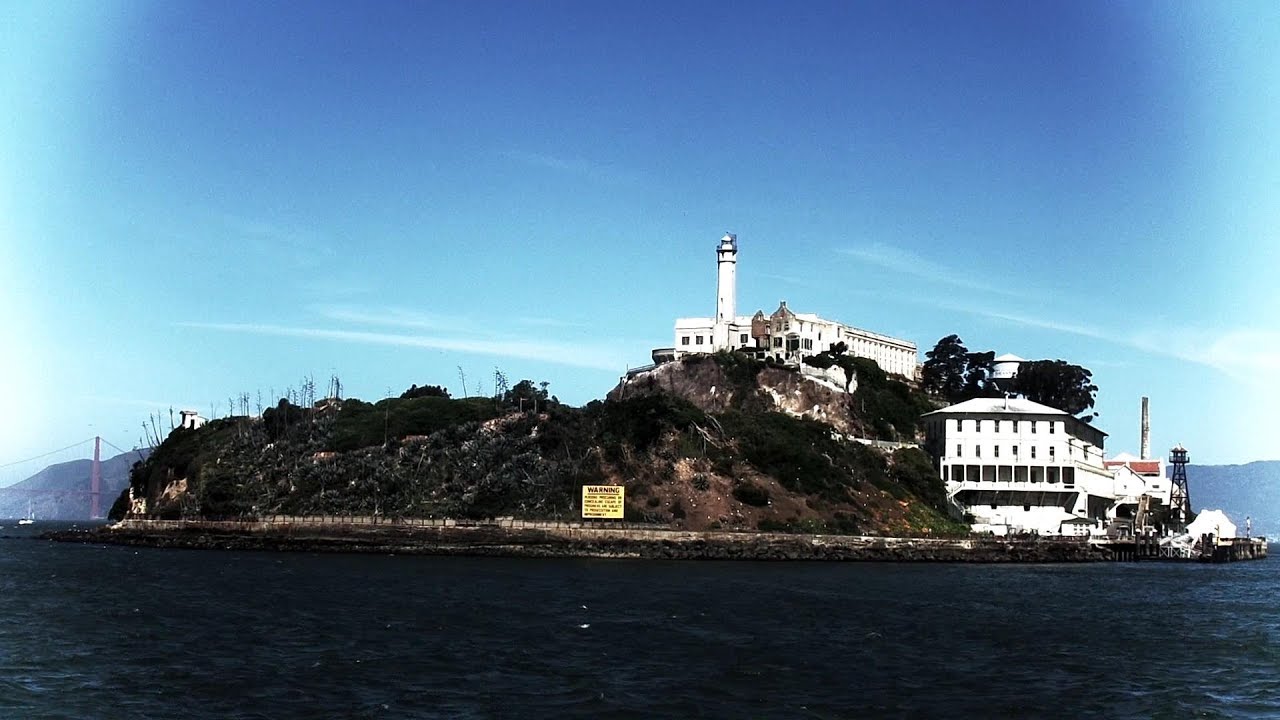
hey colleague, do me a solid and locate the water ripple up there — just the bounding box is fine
[2,529,1278,718]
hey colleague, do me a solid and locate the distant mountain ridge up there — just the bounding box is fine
[1186,461,1280,537]
[0,448,149,521]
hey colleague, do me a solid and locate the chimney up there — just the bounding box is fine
[1140,396,1150,460]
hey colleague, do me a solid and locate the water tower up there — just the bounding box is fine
[991,354,1024,395]
[1168,443,1192,527]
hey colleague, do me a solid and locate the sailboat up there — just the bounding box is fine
[17,500,34,525]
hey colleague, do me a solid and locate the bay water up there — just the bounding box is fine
[2,522,1278,719]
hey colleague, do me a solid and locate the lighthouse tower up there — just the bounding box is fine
[713,233,737,347]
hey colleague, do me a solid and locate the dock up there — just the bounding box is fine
[1091,535,1268,563]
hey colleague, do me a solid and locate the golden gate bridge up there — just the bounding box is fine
[0,437,140,520]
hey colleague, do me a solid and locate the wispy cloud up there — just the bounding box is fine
[836,244,1024,297]
[502,149,592,174]
[180,321,630,372]
[940,305,1113,342]
[79,395,185,411]
[318,306,466,333]
[498,149,637,184]
[1135,328,1280,381]
[214,212,335,265]
[930,299,1280,383]
[752,271,806,286]
[320,305,593,334]
[513,316,590,329]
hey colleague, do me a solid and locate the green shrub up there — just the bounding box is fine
[846,357,932,441]
[326,396,500,451]
[890,447,947,511]
[599,394,707,457]
[732,481,770,507]
[802,354,836,370]
[262,398,309,441]
[719,411,853,501]
[711,350,764,389]
[400,383,450,399]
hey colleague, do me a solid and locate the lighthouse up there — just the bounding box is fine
[663,231,918,376]
[713,233,737,347]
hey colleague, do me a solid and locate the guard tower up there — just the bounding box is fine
[1168,443,1192,528]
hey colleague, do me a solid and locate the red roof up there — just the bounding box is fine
[1105,460,1162,475]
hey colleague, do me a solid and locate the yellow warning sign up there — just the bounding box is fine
[581,485,625,519]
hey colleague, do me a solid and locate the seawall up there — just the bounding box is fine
[45,518,1108,562]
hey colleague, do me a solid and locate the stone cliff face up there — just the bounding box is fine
[611,357,864,436]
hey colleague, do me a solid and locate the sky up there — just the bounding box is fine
[2,0,1278,473]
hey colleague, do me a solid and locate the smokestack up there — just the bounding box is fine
[1140,396,1150,460]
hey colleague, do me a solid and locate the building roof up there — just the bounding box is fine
[922,397,1068,417]
[1104,459,1162,475]
[993,353,1026,362]
[924,397,1107,436]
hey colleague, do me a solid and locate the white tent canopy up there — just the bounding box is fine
[1185,509,1237,540]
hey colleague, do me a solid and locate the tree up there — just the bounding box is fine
[962,350,1001,400]
[504,379,550,412]
[1013,360,1099,421]
[922,335,969,400]
[400,383,450,400]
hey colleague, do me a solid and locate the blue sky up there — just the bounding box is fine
[2,0,1277,472]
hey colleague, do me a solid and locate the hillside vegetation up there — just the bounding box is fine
[115,354,963,535]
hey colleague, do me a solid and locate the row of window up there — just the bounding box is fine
[957,445,1063,460]
[973,419,1055,434]
[677,332,913,375]
[948,465,1077,485]
[680,333,751,347]
[928,419,1060,435]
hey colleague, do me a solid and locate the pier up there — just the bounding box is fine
[1091,535,1268,563]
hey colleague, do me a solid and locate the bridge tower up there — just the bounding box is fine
[1168,443,1191,529]
[90,436,102,519]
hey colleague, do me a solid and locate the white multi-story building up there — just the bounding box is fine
[662,233,919,379]
[922,397,1115,535]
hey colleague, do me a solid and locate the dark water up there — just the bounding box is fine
[3,523,1278,719]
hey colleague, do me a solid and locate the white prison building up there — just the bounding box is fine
[660,233,918,379]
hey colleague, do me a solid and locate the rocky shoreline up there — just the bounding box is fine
[44,522,1108,562]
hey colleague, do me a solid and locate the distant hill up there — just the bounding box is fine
[1186,461,1280,537]
[0,448,150,521]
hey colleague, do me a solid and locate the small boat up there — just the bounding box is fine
[17,500,34,525]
